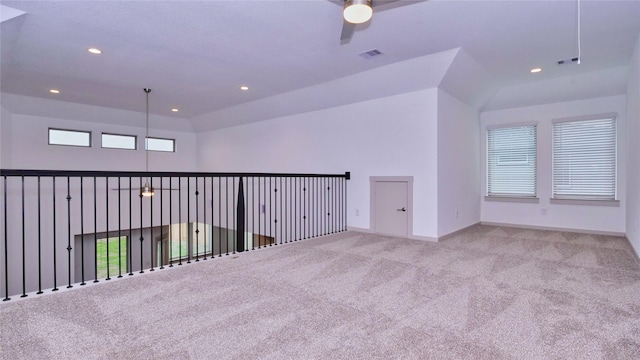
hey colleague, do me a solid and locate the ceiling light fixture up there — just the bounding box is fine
[530,68,542,73]
[240,86,249,91]
[171,108,179,112]
[49,89,60,94]
[343,0,373,24]
[88,48,102,54]
[141,88,154,197]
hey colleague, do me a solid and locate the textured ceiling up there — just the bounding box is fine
[1,0,639,127]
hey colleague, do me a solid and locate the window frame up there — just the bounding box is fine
[145,136,176,152]
[101,132,137,150]
[485,122,538,200]
[48,128,92,147]
[551,114,618,202]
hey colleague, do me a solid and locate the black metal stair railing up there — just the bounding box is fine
[0,170,350,301]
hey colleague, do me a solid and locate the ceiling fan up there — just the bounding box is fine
[329,0,426,42]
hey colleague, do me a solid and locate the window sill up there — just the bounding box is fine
[484,196,539,204]
[550,198,620,207]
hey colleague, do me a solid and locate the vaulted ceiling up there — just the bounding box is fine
[1,0,639,130]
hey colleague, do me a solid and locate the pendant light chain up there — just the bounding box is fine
[144,88,151,173]
[577,0,581,64]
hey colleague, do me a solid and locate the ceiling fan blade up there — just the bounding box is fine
[340,20,356,41]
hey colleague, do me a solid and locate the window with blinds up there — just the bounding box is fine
[487,125,537,197]
[552,117,616,200]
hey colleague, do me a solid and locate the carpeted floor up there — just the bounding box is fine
[1,225,640,359]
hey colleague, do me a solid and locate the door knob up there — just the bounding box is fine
[397,207,406,212]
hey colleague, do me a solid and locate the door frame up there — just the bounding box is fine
[370,176,414,238]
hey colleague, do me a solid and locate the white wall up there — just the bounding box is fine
[1,93,196,171]
[6,113,196,172]
[0,104,12,168]
[437,89,481,237]
[481,95,627,235]
[626,34,640,255]
[197,88,440,238]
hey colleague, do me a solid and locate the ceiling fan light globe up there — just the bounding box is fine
[343,0,373,24]
[141,183,154,197]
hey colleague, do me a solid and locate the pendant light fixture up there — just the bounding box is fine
[141,88,154,197]
[343,0,373,24]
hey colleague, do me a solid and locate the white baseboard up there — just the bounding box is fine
[347,226,373,233]
[480,221,626,237]
[409,234,438,242]
[438,222,481,241]
[347,226,437,242]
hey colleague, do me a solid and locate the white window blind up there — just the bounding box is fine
[552,117,616,200]
[487,125,537,197]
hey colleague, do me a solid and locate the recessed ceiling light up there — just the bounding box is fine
[530,68,542,73]
[49,89,60,94]
[88,48,102,54]
[171,108,179,112]
[240,86,249,91]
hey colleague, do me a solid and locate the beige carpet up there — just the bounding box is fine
[1,225,640,359]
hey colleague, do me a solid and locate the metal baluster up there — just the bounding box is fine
[274,178,278,245]
[93,177,98,283]
[289,177,292,242]
[37,176,43,293]
[332,177,336,233]
[219,177,222,257]
[325,178,329,236]
[106,177,110,280]
[117,178,123,277]
[303,178,307,240]
[232,177,236,254]
[80,177,86,285]
[258,177,261,249]
[195,177,200,262]
[66,177,73,288]
[209,177,214,259]
[279,177,282,245]
[294,177,297,241]
[20,176,26,298]
[178,177,183,265]
[339,177,343,232]
[53,176,58,291]
[270,177,274,246]
[187,177,191,263]
[169,177,174,267]
[160,176,165,269]
[257,177,261,249]
[295,177,299,241]
[128,178,134,276]
[236,177,245,253]
[313,178,320,237]
[252,177,255,250]
[202,177,207,260]
[149,177,154,272]
[345,173,349,231]
[226,177,230,255]
[139,177,144,274]
[3,176,9,301]
[284,177,288,244]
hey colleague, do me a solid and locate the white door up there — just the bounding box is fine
[373,181,409,237]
